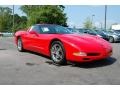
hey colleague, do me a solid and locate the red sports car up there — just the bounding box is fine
[15,24,112,65]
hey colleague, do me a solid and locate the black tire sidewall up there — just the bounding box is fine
[50,41,66,65]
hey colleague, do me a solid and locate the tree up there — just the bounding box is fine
[0,7,12,32]
[20,5,67,27]
[0,6,27,33]
[13,14,27,32]
[83,17,93,29]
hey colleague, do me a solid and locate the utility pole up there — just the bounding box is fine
[91,14,95,29]
[104,5,107,30]
[100,22,103,29]
[12,5,14,33]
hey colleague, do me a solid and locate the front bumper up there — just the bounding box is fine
[67,49,112,62]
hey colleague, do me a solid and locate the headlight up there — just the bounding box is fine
[73,52,87,56]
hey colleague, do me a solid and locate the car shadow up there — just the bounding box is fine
[46,57,117,68]
[112,41,120,43]
[0,48,7,50]
[23,50,50,59]
[68,57,116,68]
[22,50,117,68]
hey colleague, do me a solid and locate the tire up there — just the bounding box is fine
[17,37,24,52]
[50,41,66,65]
[109,36,114,43]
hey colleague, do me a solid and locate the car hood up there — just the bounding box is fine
[113,33,120,36]
[61,34,112,52]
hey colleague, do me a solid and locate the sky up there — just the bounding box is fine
[64,5,120,28]
[1,5,120,28]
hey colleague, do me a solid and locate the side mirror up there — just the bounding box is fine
[29,31,39,36]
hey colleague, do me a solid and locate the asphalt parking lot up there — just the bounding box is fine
[0,37,120,85]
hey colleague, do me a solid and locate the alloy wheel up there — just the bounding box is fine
[17,38,22,51]
[51,43,64,63]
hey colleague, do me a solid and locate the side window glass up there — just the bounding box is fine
[40,26,55,34]
[32,25,40,33]
[40,27,50,34]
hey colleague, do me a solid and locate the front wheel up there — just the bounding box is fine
[17,37,24,52]
[109,36,114,43]
[50,41,66,65]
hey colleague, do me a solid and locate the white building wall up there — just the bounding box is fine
[112,24,120,30]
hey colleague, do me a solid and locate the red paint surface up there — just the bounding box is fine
[15,29,112,63]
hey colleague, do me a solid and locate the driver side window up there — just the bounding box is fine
[32,25,41,33]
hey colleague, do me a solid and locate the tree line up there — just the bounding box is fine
[0,5,94,33]
[0,7,27,32]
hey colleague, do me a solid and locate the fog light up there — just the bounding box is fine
[73,52,87,56]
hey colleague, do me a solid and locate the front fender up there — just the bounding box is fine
[61,39,82,60]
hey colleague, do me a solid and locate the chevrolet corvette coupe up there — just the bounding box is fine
[15,24,112,65]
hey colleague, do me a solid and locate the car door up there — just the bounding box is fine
[33,25,55,55]
[21,25,41,52]
[21,26,35,50]
[28,25,43,52]
[26,25,50,54]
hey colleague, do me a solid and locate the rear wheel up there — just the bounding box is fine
[109,36,114,43]
[50,41,66,65]
[17,37,24,52]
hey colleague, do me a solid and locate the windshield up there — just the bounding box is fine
[107,30,118,34]
[95,30,104,35]
[87,29,97,35]
[109,31,114,33]
[67,28,79,33]
[114,30,120,34]
[38,25,73,34]
[54,26,73,34]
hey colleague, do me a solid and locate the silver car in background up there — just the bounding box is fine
[102,30,120,43]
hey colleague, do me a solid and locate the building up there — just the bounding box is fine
[112,24,120,30]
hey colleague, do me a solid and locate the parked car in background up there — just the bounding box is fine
[94,30,109,41]
[78,29,109,41]
[101,30,120,43]
[0,32,3,37]
[14,24,112,65]
[78,29,87,33]
[113,30,120,35]
[67,28,80,34]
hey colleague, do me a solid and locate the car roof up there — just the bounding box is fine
[35,24,59,26]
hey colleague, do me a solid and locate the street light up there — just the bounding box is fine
[104,5,107,30]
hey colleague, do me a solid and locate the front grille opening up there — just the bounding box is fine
[87,53,100,56]
[83,58,90,60]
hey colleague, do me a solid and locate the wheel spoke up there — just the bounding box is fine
[56,47,62,52]
[51,43,64,62]
[54,45,57,51]
[57,54,63,59]
[51,51,55,54]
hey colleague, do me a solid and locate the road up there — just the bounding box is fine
[0,37,120,85]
